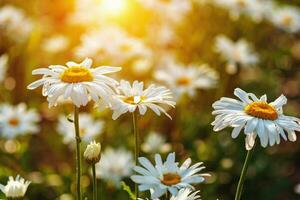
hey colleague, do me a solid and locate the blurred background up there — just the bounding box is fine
[0,0,300,199]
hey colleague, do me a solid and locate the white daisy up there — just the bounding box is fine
[131,152,210,199]
[75,27,152,65]
[215,35,258,74]
[141,132,171,154]
[27,58,121,107]
[155,62,218,99]
[95,148,133,187]
[110,80,176,120]
[57,113,103,146]
[0,103,40,139]
[212,88,300,150]
[213,0,270,22]
[42,35,69,54]
[269,6,300,33]
[171,188,201,200]
[0,54,8,83]
[0,175,31,199]
[0,5,32,42]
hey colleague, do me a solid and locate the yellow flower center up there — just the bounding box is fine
[123,96,146,104]
[8,118,20,126]
[60,67,94,83]
[161,173,181,186]
[282,15,293,26]
[176,77,191,86]
[244,102,278,120]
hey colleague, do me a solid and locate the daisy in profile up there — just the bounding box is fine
[212,88,300,150]
[57,113,104,146]
[0,103,40,139]
[27,58,121,107]
[131,152,209,199]
[171,188,201,200]
[95,148,133,187]
[0,54,8,83]
[0,175,31,199]
[155,62,218,99]
[215,35,258,74]
[269,6,300,33]
[110,80,175,120]
[141,132,171,154]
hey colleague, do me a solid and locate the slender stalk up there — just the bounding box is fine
[74,106,82,200]
[165,191,170,200]
[234,144,256,200]
[132,112,139,199]
[92,164,97,200]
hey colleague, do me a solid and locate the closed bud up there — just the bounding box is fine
[84,141,101,164]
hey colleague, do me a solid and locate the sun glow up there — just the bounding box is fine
[100,0,127,16]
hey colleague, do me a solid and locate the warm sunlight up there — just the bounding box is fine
[100,0,128,17]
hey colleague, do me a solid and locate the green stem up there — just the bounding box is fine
[92,164,97,200]
[234,144,256,200]
[74,106,82,200]
[132,112,139,199]
[165,191,170,200]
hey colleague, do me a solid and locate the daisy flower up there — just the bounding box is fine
[0,175,31,199]
[57,113,103,146]
[171,188,201,200]
[141,132,171,154]
[213,0,270,22]
[155,62,218,99]
[42,35,69,54]
[0,54,8,83]
[0,103,40,139]
[215,35,258,74]
[27,58,121,107]
[212,88,300,150]
[0,5,32,42]
[269,6,300,33]
[131,152,210,199]
[95,148,133,187]
[75,27,152,65]
[110,80,175,120]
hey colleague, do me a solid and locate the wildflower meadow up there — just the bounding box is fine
[0,0,300,200]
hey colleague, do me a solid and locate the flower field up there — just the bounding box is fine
[0,0,300,200]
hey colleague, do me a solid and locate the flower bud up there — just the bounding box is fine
[84,141,101,164]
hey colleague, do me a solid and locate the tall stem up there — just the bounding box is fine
[92,164,97,200]
[132,112,139,199]
[165,191,170,200]
[234,144,256,200]
[74,106,82,200]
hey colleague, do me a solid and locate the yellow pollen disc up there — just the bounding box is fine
[8,118,20,126]
[161,173,181,186]
[123,96,146,104]
[176,77,191,86]
[282,15,293,26]
[244,102,278,120]
[60,67,93,83]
